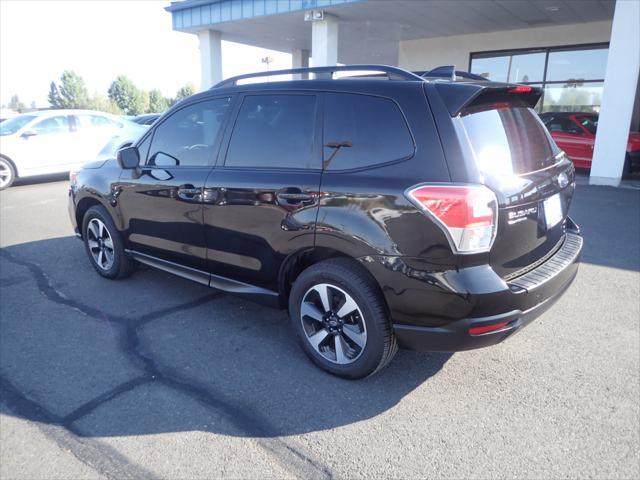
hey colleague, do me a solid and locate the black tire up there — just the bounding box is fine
[0,157,16,190]
[82,205,136,279]
[289,258,397,379]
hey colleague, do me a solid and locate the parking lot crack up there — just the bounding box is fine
[0,375,160,480]
[1,249,333,479]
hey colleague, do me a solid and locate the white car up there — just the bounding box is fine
[0,109,144,189]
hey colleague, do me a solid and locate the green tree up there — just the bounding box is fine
[87,92,122,115]
[148,89,169,113]
[107,75,145,115]
[8,94,25,112]
[48,81,62,108]
[175,82,196,101]
[48,70,89,108]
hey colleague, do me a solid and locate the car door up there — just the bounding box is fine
[202,92,322,293]
[17,115,73,174]
[117,96,234,275]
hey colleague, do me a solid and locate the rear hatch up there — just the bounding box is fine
[430,82,576,279]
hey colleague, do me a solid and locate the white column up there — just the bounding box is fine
[198,29,222,89]
[311,14,338,67]
[590,0,640,186]
[292,48,310,79]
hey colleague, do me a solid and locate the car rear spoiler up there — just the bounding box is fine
[434,82,542,117]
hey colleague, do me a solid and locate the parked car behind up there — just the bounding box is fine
[539,112,640,174]
[0,110,143,189]
[69,65,582,379]
[131,113,161,126]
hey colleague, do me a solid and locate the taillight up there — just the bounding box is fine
[406,184,498,254]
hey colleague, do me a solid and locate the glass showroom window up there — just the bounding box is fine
[470,44,608,113]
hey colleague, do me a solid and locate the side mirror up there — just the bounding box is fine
[21,130,37,138]
[117,146,140,169]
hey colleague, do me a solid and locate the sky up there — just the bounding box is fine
[0,0,292,108]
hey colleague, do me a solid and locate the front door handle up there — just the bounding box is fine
[177,184,202,200]
[277,192,313,201]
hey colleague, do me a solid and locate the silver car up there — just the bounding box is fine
[0,110,147,189]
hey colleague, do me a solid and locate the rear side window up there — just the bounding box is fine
[457,107,559,176]
[323,93,414,170]
[225,94,318,169]
[147,97,232,167]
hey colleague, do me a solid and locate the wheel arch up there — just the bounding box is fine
[0,154,18,177]
[278,247,388,312]
[75,196,109,238]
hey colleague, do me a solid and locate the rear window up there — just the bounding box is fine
[457,107,559,175]
[323,93,414,170]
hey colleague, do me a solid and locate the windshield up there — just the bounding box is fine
[0,115,36,136]
[457,107,560,176]
[576,115,598,135]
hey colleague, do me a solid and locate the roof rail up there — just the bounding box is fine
[420,65,488,82]
[212,64,425,88]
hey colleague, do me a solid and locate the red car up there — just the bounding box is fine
[539,112,640,173]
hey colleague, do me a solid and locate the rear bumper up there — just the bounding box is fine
[393,261,577,351]
[360,225,583,352]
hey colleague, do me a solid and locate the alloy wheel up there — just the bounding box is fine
[87,218,115,271]
[0,160,13,189]
[300,283,367,364]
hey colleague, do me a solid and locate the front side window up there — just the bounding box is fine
[323,93,414,170]
[542,116,583,135]
[576,115,598,134]
[147,97,232,167]
[31,116,70,135]
[225,94,318,169]
[0,115,36,135]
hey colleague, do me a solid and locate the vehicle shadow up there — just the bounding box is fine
[0,235,452,438]
[11,172,69,187]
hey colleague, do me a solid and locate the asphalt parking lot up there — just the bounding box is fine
[0,178,638,479]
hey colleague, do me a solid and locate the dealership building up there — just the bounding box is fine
[165,0,639,186]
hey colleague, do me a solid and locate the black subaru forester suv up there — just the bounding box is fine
[69,65,582,379]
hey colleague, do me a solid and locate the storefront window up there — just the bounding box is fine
[542,82,604,113]
[509,52,545,83]
[470,44,608,114]
[471,55,509,82]
[546,48,608,82]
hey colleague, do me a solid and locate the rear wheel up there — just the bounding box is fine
[289,258,397,379]
[0,157,16,190]
[82,205,136,279]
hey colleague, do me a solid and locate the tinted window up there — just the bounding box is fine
[148,97,231,167]
[458,107,559,176]
[31,116,70,135]
[225,94,317,169]
[323,93,413,170]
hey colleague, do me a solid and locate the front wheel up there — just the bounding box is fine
[289,258,397,379]
[0,157,16,190]
[82,205,136,279]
